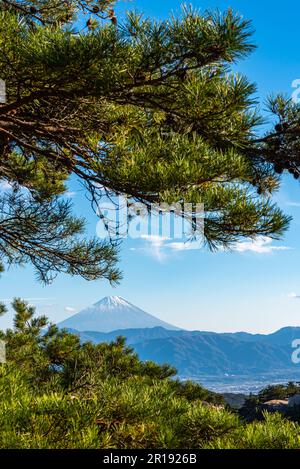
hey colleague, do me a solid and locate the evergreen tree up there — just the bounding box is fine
[0,1,296,280]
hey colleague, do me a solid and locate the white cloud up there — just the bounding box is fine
[234,236,291,254]
[288,292,300,299]
[65,306,76,313]
[140,235,170,261]
[132,235,203,261]
[131,234,290,261]
[141,235,169,243]
[64,191,76,199]
[167,241,202,251]
[285,201,300,208]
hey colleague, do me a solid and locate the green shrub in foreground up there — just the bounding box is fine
[1,300,300,449]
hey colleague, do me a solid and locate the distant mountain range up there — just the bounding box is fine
[58,296,300,379]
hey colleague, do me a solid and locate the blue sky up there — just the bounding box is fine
[1,0,300,333]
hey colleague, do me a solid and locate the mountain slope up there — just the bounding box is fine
[68,327,299,377]
[66,326,181,345]
[133,333,296,376]
[58,296,179,332]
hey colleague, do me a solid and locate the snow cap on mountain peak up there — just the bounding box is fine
[94,296,129,308]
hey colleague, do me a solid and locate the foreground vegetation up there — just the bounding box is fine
[0,300,300,449]
[240,382,300,423]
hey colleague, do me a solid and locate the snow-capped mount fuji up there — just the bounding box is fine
[58,296,179,333]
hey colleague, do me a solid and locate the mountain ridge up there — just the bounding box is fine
[64,325,300,378]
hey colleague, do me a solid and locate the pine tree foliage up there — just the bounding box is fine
[0,192,120,282]
[0,1,295,279]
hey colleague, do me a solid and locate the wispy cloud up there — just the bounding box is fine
[234,237,291,254]
[167,241,202,251]
[0,297,54,303]
[288,292,300,299]
[140,235,170,261]
[130,234,290,261]
[130,235,203,261]
[64,191,76,199]
[285,201,300,208]
[64,306,76,313]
